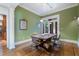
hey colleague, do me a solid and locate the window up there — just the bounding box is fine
[41,15,60,37]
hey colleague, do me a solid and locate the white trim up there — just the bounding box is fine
[41,4,78,16]
[42,14,60,20]
[8,8,15,49]
[78,40,79,48]
[41,15,60,37]
[0,5,9,49]
[19,4,78,16]
[0,5,18,49]
[19,4,40,16]
[15,38,78,46]
[15,39,31,45]
[60,39,77,44]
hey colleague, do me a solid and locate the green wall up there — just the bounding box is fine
[78,4,79,16]
[15,6,40,42]
[15,5,79,42]
[78,4,79,41]
[42,6,78,41]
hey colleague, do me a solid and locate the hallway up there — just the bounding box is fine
[0,38,2,56]
[0,37,6,56]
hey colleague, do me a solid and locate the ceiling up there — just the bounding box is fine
[0,3,78,16]
[0,3,18,8]
[19,3,78,16]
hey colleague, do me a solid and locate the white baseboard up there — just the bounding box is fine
[15,39,31,45]
[60,39,77,44]
[15,39,78,46]
[8,45,15,50]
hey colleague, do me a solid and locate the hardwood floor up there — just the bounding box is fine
[0,40,79,56]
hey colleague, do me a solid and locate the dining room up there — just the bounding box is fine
[0,3,79,56]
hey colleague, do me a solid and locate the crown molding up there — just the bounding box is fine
[19,4,41,16]
[41,4,78,16]
[19,4,78,16]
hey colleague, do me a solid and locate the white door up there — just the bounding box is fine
[48,15,60,37]
[41,15,60,37]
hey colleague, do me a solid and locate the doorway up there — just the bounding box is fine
[48,18,59,36]
[41,15,60,37]
[0,15,7,47]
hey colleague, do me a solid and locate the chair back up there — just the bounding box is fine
[53,34,60,40]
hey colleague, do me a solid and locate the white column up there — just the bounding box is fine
[7,7,15,49]
[48,22,50,33]
[53,21,55,34]
[77,17,79,47]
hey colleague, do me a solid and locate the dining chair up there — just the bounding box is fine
[52,34,61,51]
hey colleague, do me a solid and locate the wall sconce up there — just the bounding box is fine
[77,17,79,24]
[74,16,79,24]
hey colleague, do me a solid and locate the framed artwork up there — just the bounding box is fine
[19,19,27,30]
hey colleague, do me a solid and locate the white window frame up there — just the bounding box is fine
[41,15,60,36]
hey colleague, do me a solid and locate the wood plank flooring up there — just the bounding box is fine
[0,40,79,56]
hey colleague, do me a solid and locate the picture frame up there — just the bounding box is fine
[19,19,27,30]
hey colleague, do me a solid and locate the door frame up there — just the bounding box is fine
[0,5,15,49]
[0,6,8,48]
[41,15,60,36]
[0,14,8,47]
[48,20,58,34]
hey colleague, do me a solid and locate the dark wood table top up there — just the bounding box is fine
[31,33,55,40]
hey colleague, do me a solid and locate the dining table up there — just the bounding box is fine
[31,33,55,53]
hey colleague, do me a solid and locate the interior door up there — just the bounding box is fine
[50,22,54,34]
[2,15,6,40]
[41,15,60,36]
[48,18,59,37]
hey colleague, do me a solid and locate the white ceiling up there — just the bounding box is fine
[0,3,78,16]
[0,3,18,8]
[19,3,78,16]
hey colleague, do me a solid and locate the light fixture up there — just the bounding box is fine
[77,17,79,22]
[40,20,43,23]
[46,3,53,8]
[77,17,79,24]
